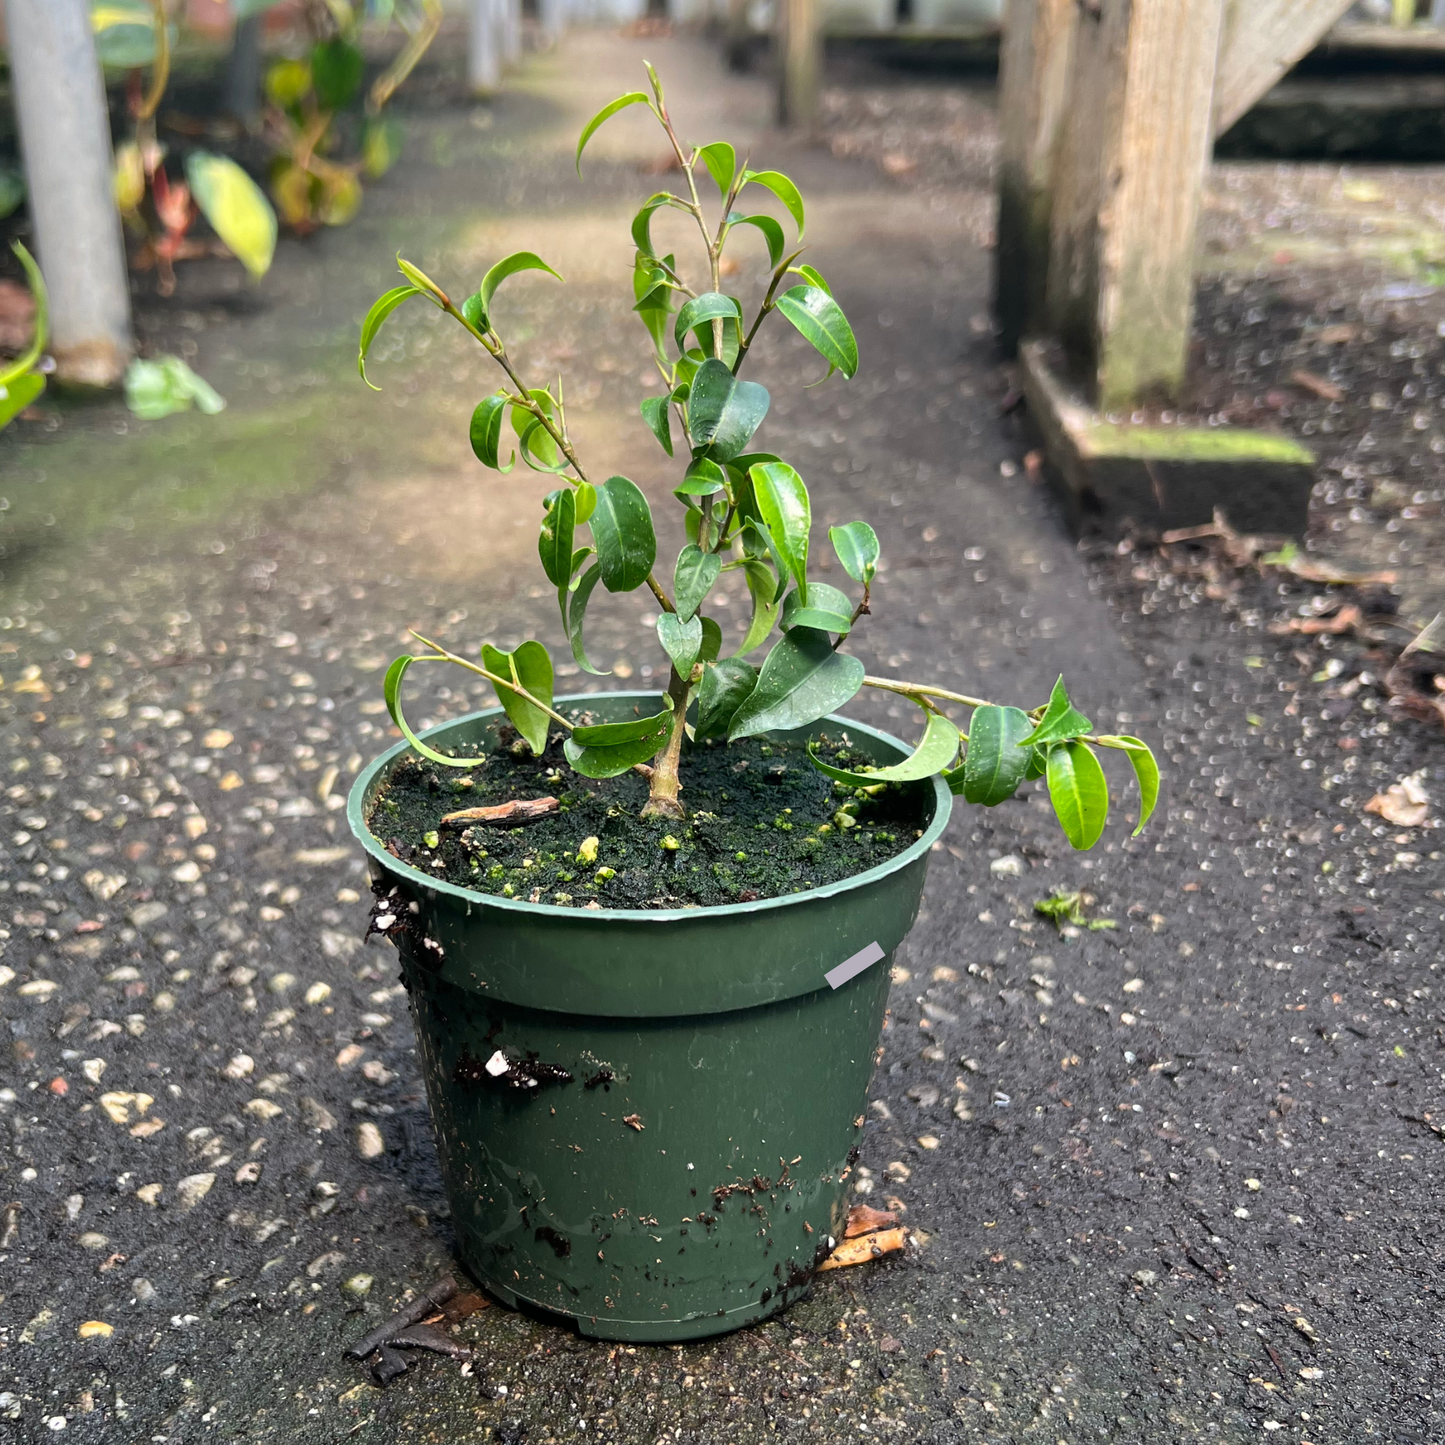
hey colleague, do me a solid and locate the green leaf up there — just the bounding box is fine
[741,522,790,605]
[571,702,673,746]
[808,708,960,785]
[728,628,864,741]
[0,371,43,432]
[124,355,226,421]
[696,659,758,739]
[361,116,404,178]
[311,36,364,110]
[794,263,831,294]
[383,656,486,769]
[468,394,514,471]
[780,582,853,635]
[184,152,276,280]
[657,612,704,678]
[774,286,858,380]
[577,91,652,172]
[1020,677,1093,748]
[959,705,1033,806]
[572,482,596,526]
[358,284,422,389]
[469,250,562,331]
[686,357,769,462]
[674,545,722,623]
[676,456,727,497]
[517,417,572,474]
[674,293,743,353]
[640,395,673,456]
[538,488,576,587]
[727,213,785,269]
[1106,735,1160,835]
[0,243,45,388]
[481,641,554,757]
[631,192,677,255]
[565,563,609,676]
[733,559,781,658]
[590,476,656,593]
[565,705,674,778]
[1046,741,1109,851]
[741,169,805,235]
[750,461,811,604]
[699,615,723,664]
[829,521,879,586]
[698,142,736,199]
[1025,748,1047,781]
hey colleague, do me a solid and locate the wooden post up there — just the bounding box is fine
[994,0,1076,355]
[537,0,566,44]
[6,0,133,387]
[1045,0,1225,412]
[501,0,522,68]
[779,0,821,129]
[468,0,501,93]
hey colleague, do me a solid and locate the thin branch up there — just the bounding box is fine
[409,632,575,730]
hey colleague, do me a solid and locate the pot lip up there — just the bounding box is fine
[347,691,952,925]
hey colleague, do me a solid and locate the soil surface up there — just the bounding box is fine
[369,729,922,908]
[0,24,1442,1445]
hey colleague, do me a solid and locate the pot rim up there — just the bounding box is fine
[347,691,952,925]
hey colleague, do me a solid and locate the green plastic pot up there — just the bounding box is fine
[348,694,951,1342]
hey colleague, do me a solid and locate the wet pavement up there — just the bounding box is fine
[1,26,1443,1445]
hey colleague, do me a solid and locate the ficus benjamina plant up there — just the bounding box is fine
[358,64,1160,847]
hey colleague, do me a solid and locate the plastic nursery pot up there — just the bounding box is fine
[348,693,952,1343]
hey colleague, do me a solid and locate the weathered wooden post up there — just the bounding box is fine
[1003,0,1357,537]
[6,0,133,387]
[779,0,822,128]
[468,0,502,93]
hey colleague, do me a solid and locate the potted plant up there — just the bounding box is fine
[348,65,1159,1342]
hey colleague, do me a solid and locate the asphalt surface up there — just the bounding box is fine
[1,27,1443,1445]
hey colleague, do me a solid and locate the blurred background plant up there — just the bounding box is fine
[0,241,47,431]
[101,0,278,294]
[259,0,442,232]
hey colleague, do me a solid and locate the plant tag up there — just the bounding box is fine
[825,941,884,991]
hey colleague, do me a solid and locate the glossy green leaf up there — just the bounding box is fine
[473,250,562,329]
[728,628,864,741]
[674,293,743,352]
[698,142,736,199]
[311,37,364,110]
[1046,741,1109,851]
[468,394,514,471]
[640,394,673,456]
[572,481,596,526]
[808,708,960,785]
[829,521,879,586]
[565,563,609,676]
[1108,735,1160,835]
[780,581,853,635]
[774,285,858,379]
[733,559,781,658]
[741,169,805,235]
[1020,676,1093,748]
[676,456,727,497]
[358,284,422,388]
[590,476,656,593]
[538,488,575,587]
[571,702,673,746]
[699,615,723,664]
[0,371,43,432]
[696,659,758,739]
[657,612,704,678]
[184,152,276,279]
[750,461,811,605]
[727,213,785,269]
[794,263,831,294]
[577,91,652,173]
[517,417,572,474]
[686,357,769,462]
[481,641,554,757]
[674,545,722,622]
[631,192,677,255]
[124,355,226,421]
[1025,747,1047,781]
[960,705,1033,806]
[383,656,486,769]
[741,521,790,605]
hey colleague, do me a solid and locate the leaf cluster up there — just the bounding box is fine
[358,66,1160,854]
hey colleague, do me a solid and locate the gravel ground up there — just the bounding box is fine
[0,29,1442,1445]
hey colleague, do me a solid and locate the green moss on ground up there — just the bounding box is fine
[366,724,927,909]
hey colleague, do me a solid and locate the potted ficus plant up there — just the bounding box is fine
[347,65,1159,1343]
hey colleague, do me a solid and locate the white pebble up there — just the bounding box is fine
[356,1122,385,1159]
[80,1059,106,1085]
[221,1055,254,1081]
[175,1173,216,1210]
[304,982,332,1006]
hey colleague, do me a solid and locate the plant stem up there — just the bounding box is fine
[641,666,690,818]
[732,258,796,377]
[409,632,575,730]
[861,676,995,711]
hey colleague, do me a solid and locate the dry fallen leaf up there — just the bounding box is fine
[1290,368,1345,403]
[815,1226,908,1272]
[1365,772,1430,828]
[845,1204,900,1238]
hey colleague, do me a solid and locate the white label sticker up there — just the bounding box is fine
[825,940,885,991]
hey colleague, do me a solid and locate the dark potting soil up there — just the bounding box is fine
[364,719,928,910]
